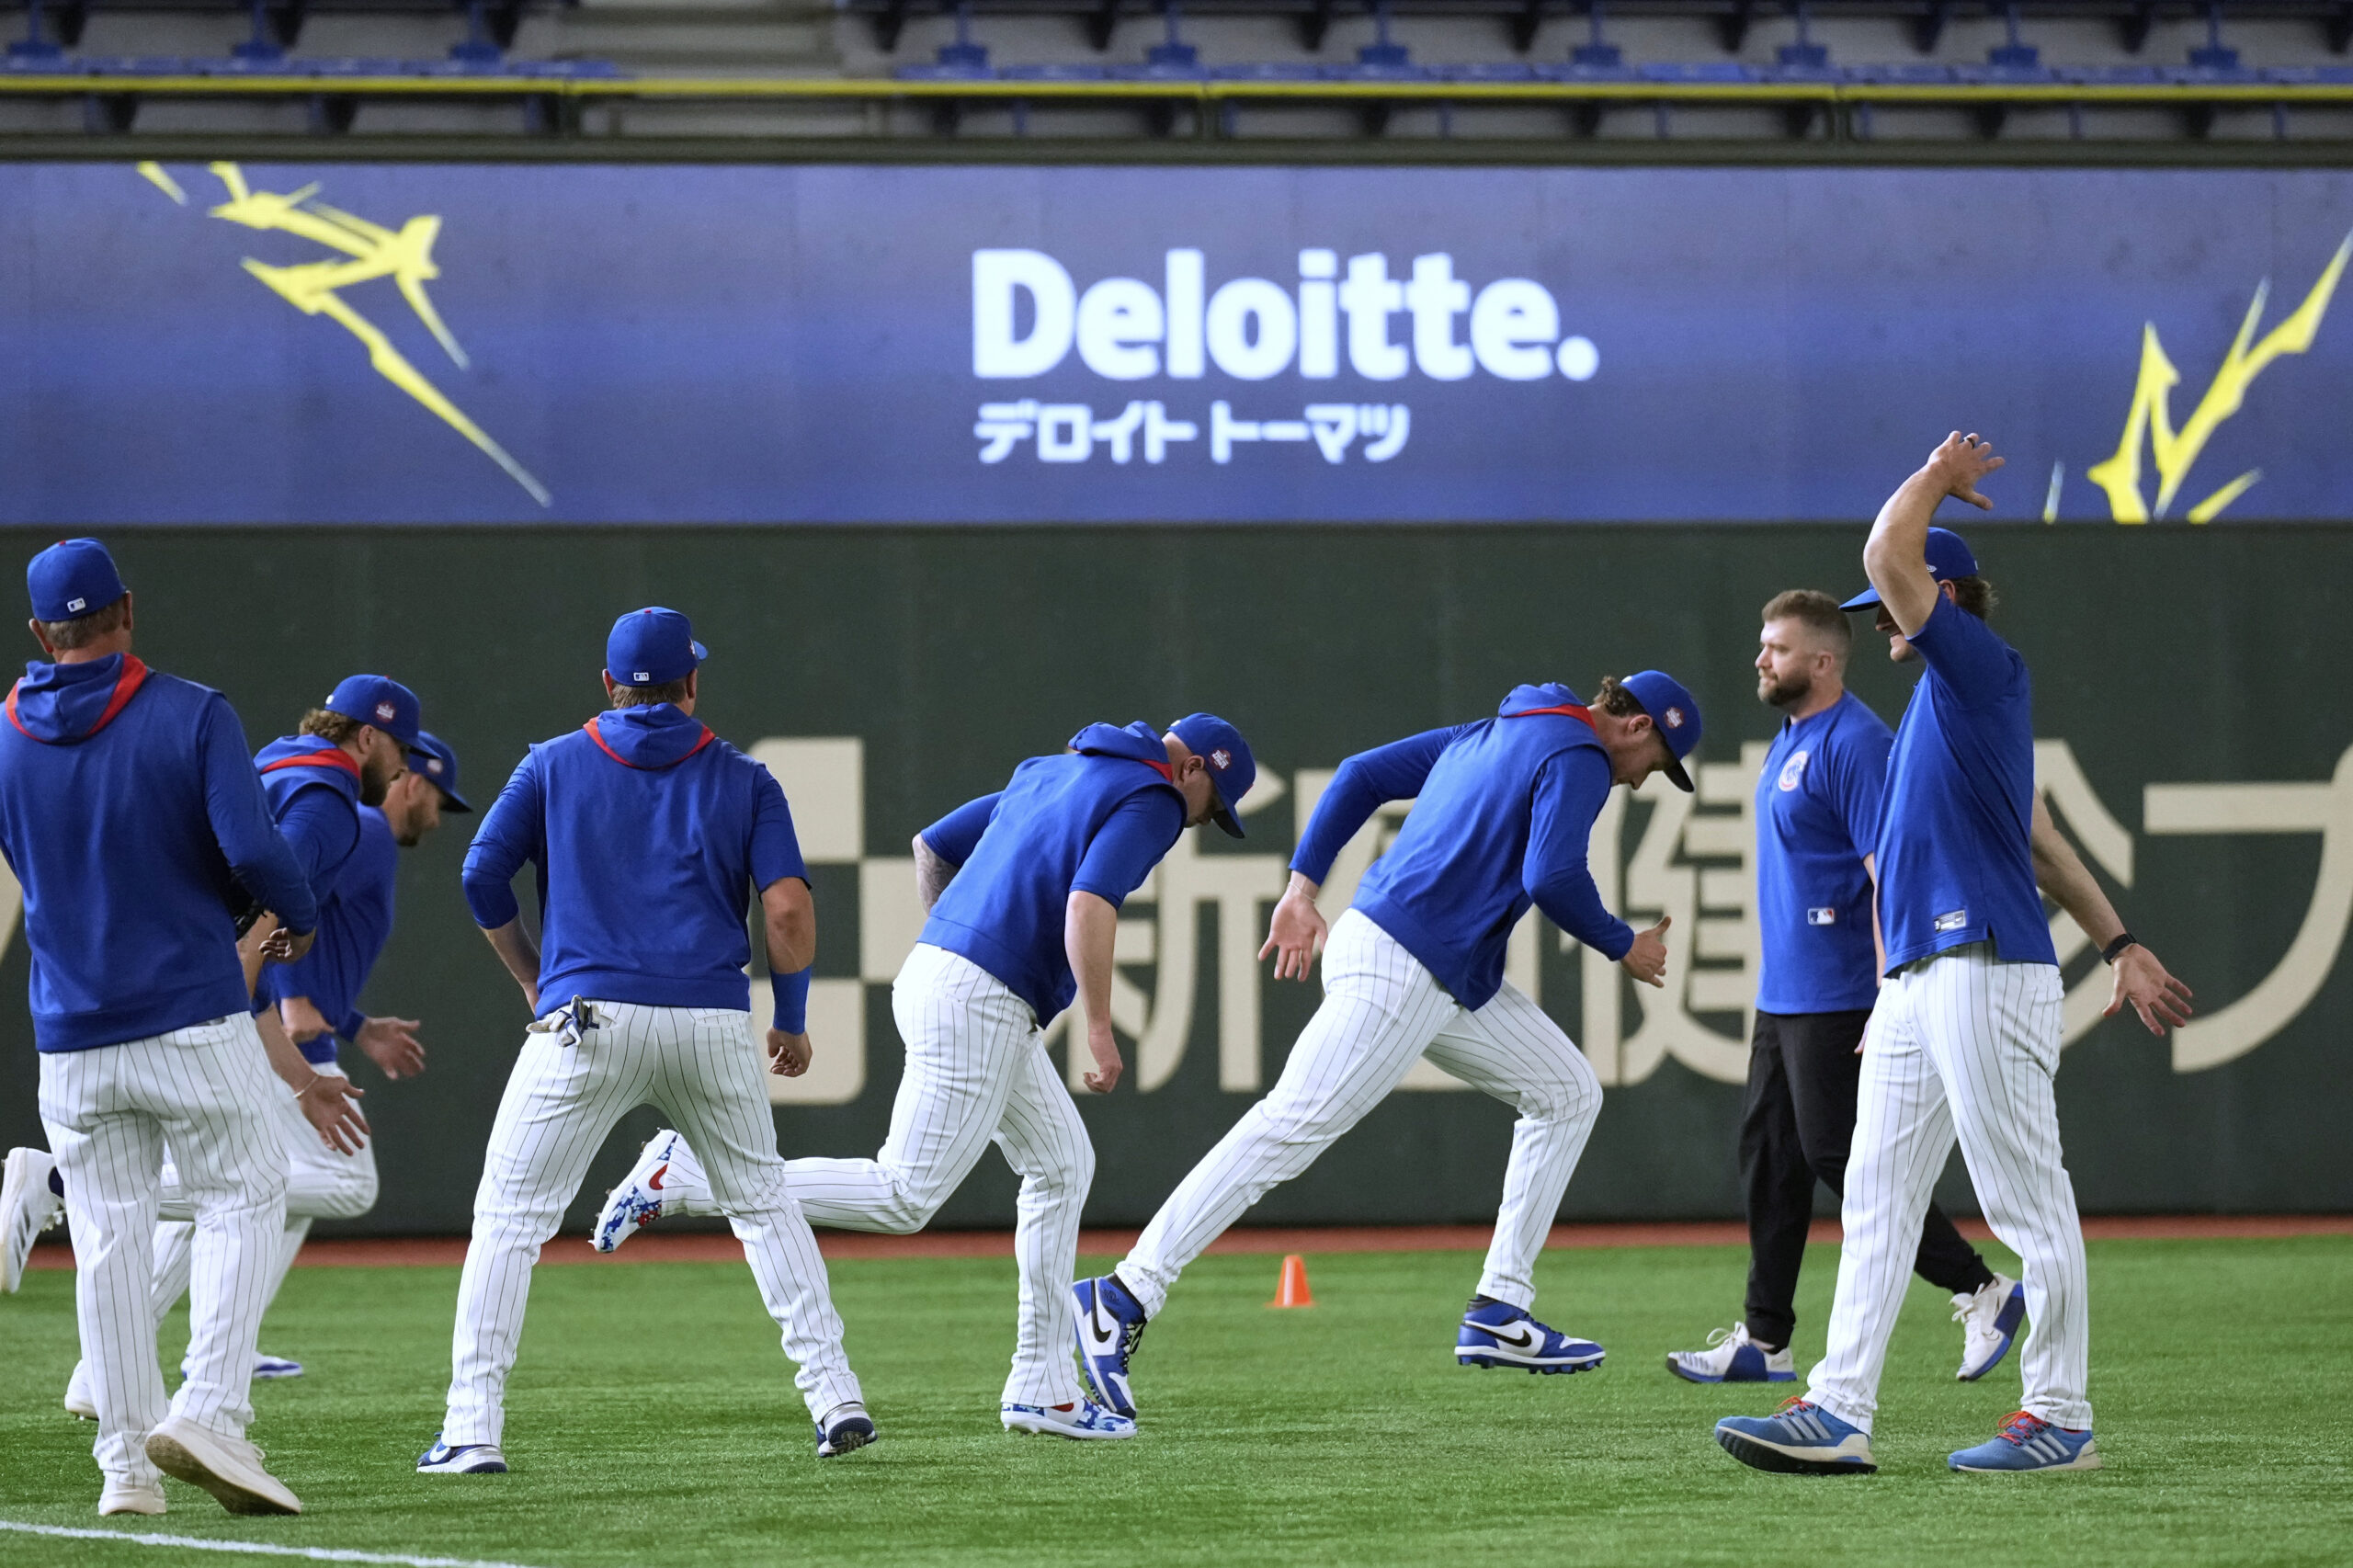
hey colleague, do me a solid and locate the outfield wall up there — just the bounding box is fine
[0,524,2346,1234]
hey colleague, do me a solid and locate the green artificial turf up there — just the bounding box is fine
[2,1236,2348,1568]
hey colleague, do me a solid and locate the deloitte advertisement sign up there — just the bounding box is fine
[3,164,2352,524]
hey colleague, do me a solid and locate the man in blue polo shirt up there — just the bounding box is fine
[589,711,1257,1445]
[1668,590,2009,1388]
[1073,673,1692,1423]
[426,608,870,1473]
[1714,433,2193,1478]
[0,540,318,1517]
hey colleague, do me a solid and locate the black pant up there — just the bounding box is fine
[1740,1007,1994,1349]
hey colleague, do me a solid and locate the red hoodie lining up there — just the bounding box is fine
[582,717,717,770]
[6,655,152,744]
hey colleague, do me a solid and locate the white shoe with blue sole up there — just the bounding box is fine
[592,1129,687,1253]
[416,1436,508,1474]
[1070,1275,1148,1417]
[1949,1412,2101,1471]
[816,1402,877,1458]
[1666,1322,1794,1383]
[1714,1399,1878,1474]
[1457,1298,1604,1373]
[1002,1400,1136,1439]
[1954,1274,2027,1381]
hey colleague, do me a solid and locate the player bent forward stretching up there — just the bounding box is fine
[1073,675,1699,1419]
[424,608,869,1472]
[1713,434,2192,1478]
[594,714,1258,1442]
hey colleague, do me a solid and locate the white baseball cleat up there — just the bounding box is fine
[1001,1399,1137,1440]
[1954,1274,2028,1381]
[145,1415,301,1514]
[97,1479,166,1517]
[1665,1322,1796,1384]
[253,1353,305,1381]
[591,1129,687,1253]
[63,1358,95,1420]
[416,1435,509,1474]
[815,1401,877,1458]
[2,1145,65,1293]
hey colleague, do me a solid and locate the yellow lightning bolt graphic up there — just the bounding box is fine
[2086,231,2350,524]
[156,162,550,507]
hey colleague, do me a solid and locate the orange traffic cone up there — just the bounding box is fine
[1267,1253,1315,1309]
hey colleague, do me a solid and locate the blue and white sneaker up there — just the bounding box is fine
[1070,1275,1148,1417]
[1666,1322,1794,1384]
[592,1129,686,1253]
[1001,1399,1137,1440]
[1953,1274,2027,1381]
[254,1353,304,1381]
[815,1402,876,1458]
[1949,1411,2101,1472]
[1456,1297,1604,1374]
[416,1435,508,1474]
[1714,1398,1878,1474]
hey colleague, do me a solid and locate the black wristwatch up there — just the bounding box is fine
[2100,932,2139,966]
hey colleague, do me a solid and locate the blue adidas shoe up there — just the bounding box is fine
[1666,1323,1794,1384]
[416,1434,508,1474]
[1070,1275,1148,1418]
[1456,1297,1604,1374]
[815,1402,877,1458]
[1949,1411,2101,1472]
[1954,1274,2027,1381]
[1714,1398,1877,1474]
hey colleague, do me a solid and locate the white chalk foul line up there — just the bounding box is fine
[0,1519,554,1568]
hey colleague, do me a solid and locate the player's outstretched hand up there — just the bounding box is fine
[258,922,313,965]
[355,1017,426,1080]
[1620,915,1671,989]
[1924,430,2005,510]
[1082,1021,1123,1095]
[767,1028,812,1077]
[2106,943,2195,1037]
[1259,881,1329,983]
[298,1073,369,1155]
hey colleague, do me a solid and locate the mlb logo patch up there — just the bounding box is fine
[65,597,85,613]
[374,701,396,722]
[1806,907,1837,926]
[1934,908,1970,933]
[633,670,651,683]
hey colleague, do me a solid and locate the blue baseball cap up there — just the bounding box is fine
[1170,712,1256,838]
[1620,670,1702,794]
[28,538,128,623]
[606,607,707,687]
[322,675,422,748]
[405,730,472,812]
[1840,527,1981,611]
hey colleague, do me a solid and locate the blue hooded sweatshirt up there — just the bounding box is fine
[255,733,367,907]
[0,653,316,1052]
[461,703,807,1011]
[1292,684,1633,1010]
[916,722,1188,1024]
[261,805,398,1065]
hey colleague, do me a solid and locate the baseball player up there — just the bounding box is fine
[1669,590,2018,1386]
[1714,434,2192,1477]
[590,713,1258,1442]
[1073,675,1698,1421]
[425,608,870,1473]
[44,730,470,1414]
[0,540,320,1517]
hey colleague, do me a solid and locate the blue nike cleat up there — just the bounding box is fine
[1953,1274,2027,1381]
[1666,1322,1794,1384]
[1714,1398,1877,1474]
[1949,1411,2101,1472]
[1001,1399,1137,1440]
[416,1435,508,1474]
[815,1402,877,1458]
[1070,1274,1148,1418]
[1456,1297,1604,1374]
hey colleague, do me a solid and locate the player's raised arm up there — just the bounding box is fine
[1863,432,2005,636]
[2029,797,2194,1036]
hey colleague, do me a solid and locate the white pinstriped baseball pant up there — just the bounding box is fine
[442,1002,860,1446]
[1120,909,1603,1318]
[785,942,1096,1409]
[1806,942,2090,1433]
[36,1014,289,1486]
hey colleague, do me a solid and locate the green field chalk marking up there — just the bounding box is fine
[0,1520,552,1568]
